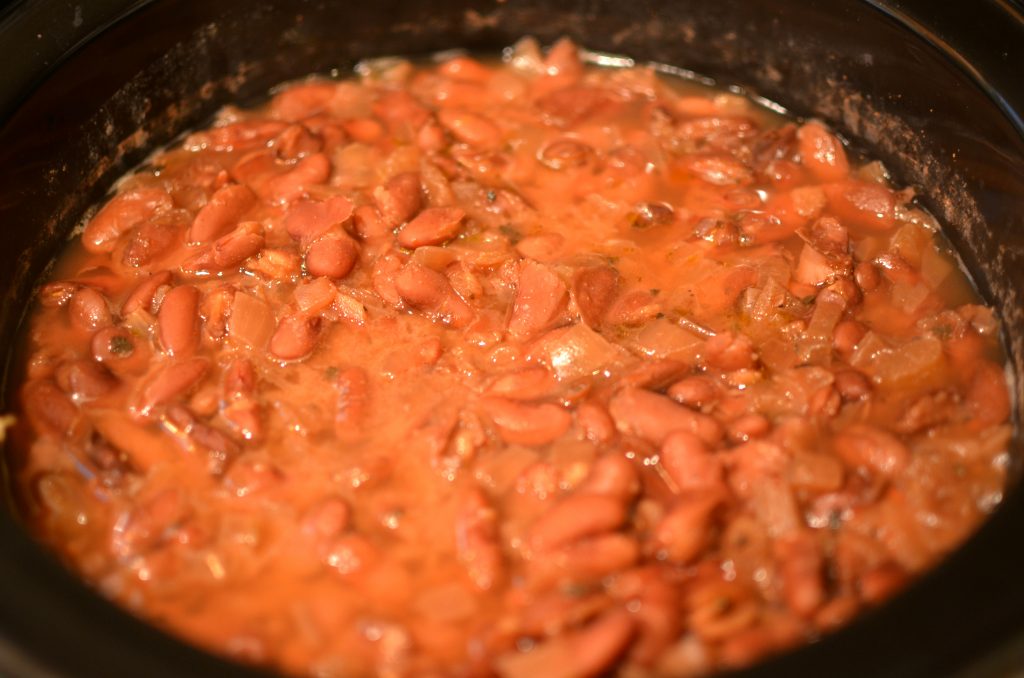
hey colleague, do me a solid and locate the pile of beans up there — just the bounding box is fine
[8,38,1012,677]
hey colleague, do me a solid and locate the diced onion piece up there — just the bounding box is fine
[528,323,630,380]
[227,293,276,349]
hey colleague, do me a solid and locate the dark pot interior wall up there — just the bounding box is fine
[0,1,1023,677]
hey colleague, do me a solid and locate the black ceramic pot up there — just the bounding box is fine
[1,1,1023,676]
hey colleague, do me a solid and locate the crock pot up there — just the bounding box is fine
[1,1,1023,676]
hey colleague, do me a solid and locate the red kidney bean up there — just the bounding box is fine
[854,260,881,292]
[507,260,568,340]
[833,424,910,477]
[775,532,826,617]
[652,493,721,564]
[859,562,908,605]
[273,123,322,159]
[305,232,359,279]
[186,119,289,151]
[22,380,79,437]
[157,285,201,357]
[796,121,850,182]
[68,287,113,332]
[248,248,302,280]
[686,154,754,186]
[538,533,639,584]
[223,454,283,497]
[571,265,620,328]
[667,375,719,408]
[55,359,119,402]
[37,281,78,308]
[659,431,723,493]
[188,184,256,244]
[833,319,866,359]
[527,493,627,553]
[576,401,616,443]
[454,487,504,591]
[480,396,571,446]
[284,196,354,244]
[702,331,757,371]
[351,204,389,241]
[579,455,639,499]
[269,312,322,361]
[91,326,148,374]
[608,387,724,446]
[120,215,181,269]
[82,187,172,253]
[494,608,634,678]
[266,152,331,203]
[270,81,337,121]
[485,367,556,400]
[136,357,209,415]
[374,172,423,227]
[396,207,465,249]
[825,180,897,232]
[373,90,431,136]
[395,262,474,327]
[121,270,173,315]
[727,413,772,443]
[438,109,502,150]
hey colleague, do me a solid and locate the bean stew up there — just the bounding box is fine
[4,38,1014,677]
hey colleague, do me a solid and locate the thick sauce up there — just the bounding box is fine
[7,38,1014,677]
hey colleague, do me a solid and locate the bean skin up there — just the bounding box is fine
[91,326,149,375]
[68,287,113,332]
[667,375,719,409]
[82,187,172,253]
[608,387,724,446]
[396,206,465,248]
[395,262,474,327]
[136,357,209,416]
[305,233,359,279]
[374,172,423,227]
[122,270,173,315]
[536,533,640,584]
[188,184,256,244]
[269,312,322,361]
[527,493,627,553]
[480,396,571,447]
[158,285,201,357]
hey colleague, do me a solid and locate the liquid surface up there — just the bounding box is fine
[7,38,1014,677]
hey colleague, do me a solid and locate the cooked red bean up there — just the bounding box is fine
[305,232,359,279]
[374,172,423,227]
[82,186,172,253]
[10,39,1012,678]
[480,396,571,446]
[527,493,627,553]
[269,312,322,361]
[396,206,465,248]
[188,184,256,244]
[157,285,201,357]
[395,262,474,327]
[608,387,724,446]
[136,357,209,415]
[507,260,568,340]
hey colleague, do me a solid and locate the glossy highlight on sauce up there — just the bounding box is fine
[6,37,1014,677]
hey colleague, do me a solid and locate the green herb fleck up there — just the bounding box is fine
[108,335,134,357]
[801,295,817,305]
[828,509,843,531]
[656,312,665,319]
[324,366,339,381]
[932,324,952,340]
[486,190,497,203]
[650,288,661,296]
